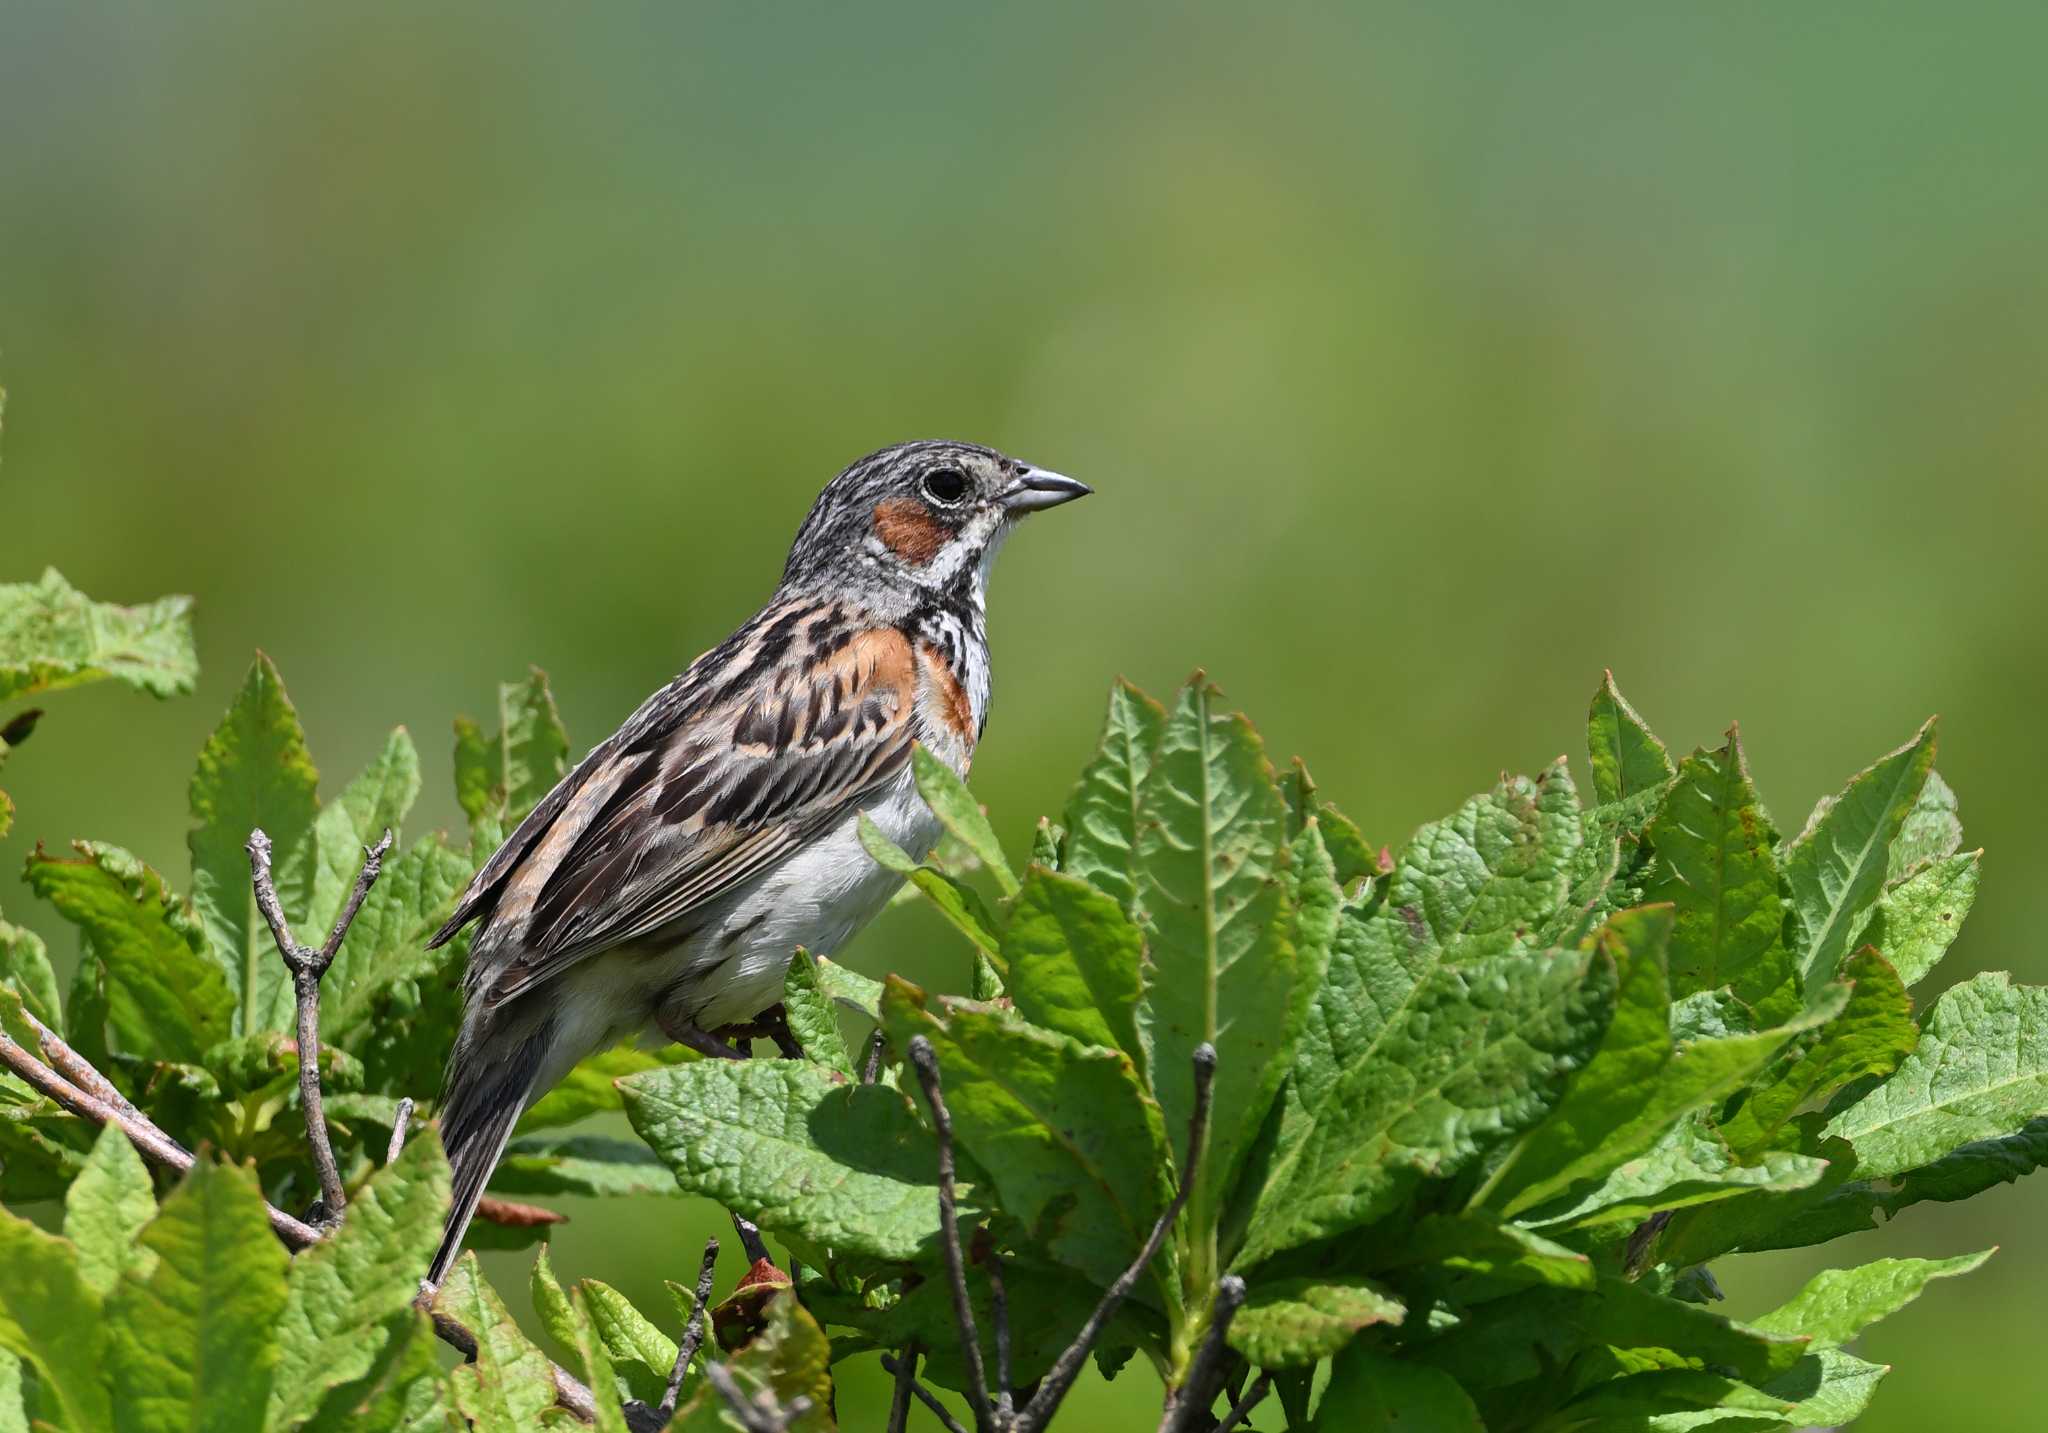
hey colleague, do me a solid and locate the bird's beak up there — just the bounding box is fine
[1000,467,1094,514]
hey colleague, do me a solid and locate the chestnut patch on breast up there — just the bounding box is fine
[873,498,951,565]
[918,643,978,742]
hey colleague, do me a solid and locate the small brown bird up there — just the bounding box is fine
[424,441,1091,1286]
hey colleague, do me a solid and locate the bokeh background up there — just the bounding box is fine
[4,1,2046,1426]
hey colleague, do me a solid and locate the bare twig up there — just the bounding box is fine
[385,1096,415,1165]
[1158,1276,1248,1433]
[1215,1373,1271,1433]
[860,1029,886,1084]
[987,1252,1013,1423]
[730,1211,773,1267]
[1019,1042,1219,1431]
[13,1001,176,1147]
[248,825,392,1223]
[886,1342,922,1433]
[880,1354,971,1433]
[703,1362,813,1433]
[661,1238,722,1419]
[906,1035,996,1433]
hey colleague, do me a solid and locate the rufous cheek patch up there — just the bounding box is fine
[873,498,951,565]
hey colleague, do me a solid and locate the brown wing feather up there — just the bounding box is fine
[438,603,920,1009]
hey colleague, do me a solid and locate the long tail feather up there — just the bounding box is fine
[426,1019,553,1290]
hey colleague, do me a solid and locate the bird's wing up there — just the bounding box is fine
[432,600,921,1009]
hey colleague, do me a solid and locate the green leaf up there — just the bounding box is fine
[1589,672,1675,806]
[912,744,1017,897]
[884,983,1173,1290]
[859,813,1004,955]
[271,1134,453,1427]
[1767,1347,1888,1426]
[566,1290,633,1433]
[1517,1114,1828,1231]
[529,1245,579,1364]
[187,654,322,1035]
[0,1205,111,1431]
[0,569,197,703]
[0,1350,25,1433]
[436,1254,559,1432]
[1062,679,1168,914]
[580,1278,678,1407]
[1561,1368,1793,1426]
[1002,866,1146,1072]
[0,917,59,1033]
[1889,769,1962,881]
[306,726,420,939]
[454,669,571,830]
[1783,722,1936,989]
[1134,678,1307,1241]
[106,1159,289,1433]
[322,832,474,1040]
[621,1058,971,1263]
[1240,946,1615,1267]
[1227,1276,1404,1369]
[784,949,854,1076]
[1751,1250,1991,1349]
[1381,1213,1595,1290]
[810,956,884,1022]
[1858,850,1979,988]
[1644,732,1798,1018]
[1719,948,1916,1159]
[1314,1344,1485,1432]
[25,842,234,1064]
[1392,760,1584,959]
[516,1043,699,1134]
[299,1311,455,1433]
[672,1291,832,1433]
[494,1135,680,1199]
[1824,970,2048,1179]
[63,1125,158,1297]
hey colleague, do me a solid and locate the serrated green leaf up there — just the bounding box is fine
[884,983,1173,1290]
[271,1134,453,1426]
[1002,866,1146,1071]
[0,917,58,1033]
[1519,1113,1829,1231]
[307,726,420,939]
[566,1290,633,1433]
[676,1290,832,1433]
[1062,679,1168,913]
[1561,1368,1793,1426]
[106,1159,288,1433]
[1381,1212,1595,1290]
[63,1125,158,1297]
[810,956,883,1022]
[25,842,234,1064]
[621,1058,970,1263]
[323,833,474,1042]
[1889,769,1961,881]
[1768,1346,1888,1425]
[1228,1276,1404,1368]
[1752,1249,1990,1349]
[494,1135,679,1199]
[299,1310,456,1433]
[1824,970,2048,1179]
[454,670,571,831]
[580,1278,677,1407]
[0,1349,25,1433]
[0,1204,111,1431]
[1314,1344,1485,1432]
[1858,850,1979,988]
[1241,946,1615,1267]
[1392,760,1584,959]
[1720,948,1916,1158]
[436,1254,559,1432]
[1783,723,1936,989]
[516,1043,699,1134]
[1589,672,1675,806]
[529,1245,579,1363]
[187,655,322,1035]
[1644,733,1798,1018]
[784,949,854,1076]
[859,813,1003,955]
[912,744,1017,897]
[0,569,197,703]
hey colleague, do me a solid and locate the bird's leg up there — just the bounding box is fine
[659,1009,748,1061]
[707,1003,804,1060]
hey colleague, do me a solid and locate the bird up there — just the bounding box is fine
[421,440,1091,1288]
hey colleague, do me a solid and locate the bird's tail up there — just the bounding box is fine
[425,1015,554,1291]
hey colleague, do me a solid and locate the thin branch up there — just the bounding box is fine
[661,1238,722,1419]
[248,825,391,1223]
[385,1096,415,1165]
[880,1354,971,1433]
[14,1001,178,1149]
[703,1362,812,1433]
[730,1210,773,1267]
[1215,1373,1271,1433]
[1158,1276,1247,1433]
[986,1252,1013,1423]
[1019,1042,1218,1432]
[906,1035,995,1433]
[860,1029,886,1084]
[886,1342,922,1433]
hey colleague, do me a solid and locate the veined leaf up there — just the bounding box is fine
[0,568,196,702]
[884,983,1174,1290]
[912,744,1017,897]
[858,813,1002,955]
[1858,850,1979,988]
[1227,1276,1404,1369]
[784,949,855,1076]
[1751,1250,1991,1349]
[1517,1114,1828,1232]
[1783,722,1936,989]
[63,1125,158,1298]
[671,1291,832,1433]
[1380,1213,1595,1290]
[453,669,570,831]
[1824,970,2048,1179]
[106,1160,289,1433]
[25,842,233,1064]
[811,955,884,1022]
[1889,769,1961,881]
[1589,672,1675,806]
[1390,759,1583,959]
[0,1204,111,1431]
[1003,865,1147,1073]
[436,1254,558,1433]
[1062,679,1168,914]
[1644,732,1798,1018]
[0,916,59,1032]
[1314,1344,1485,1432]
[299,1311,454,1433]
[306,726,420,939]
[579,1278,677,1407]
[0,1349,24,1433]
[322,832,474,1040]
[621,1058,973,1264]
[565,1290,633,1433]
[271,1135,452,1427]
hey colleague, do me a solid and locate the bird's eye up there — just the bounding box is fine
[922,468,969,504]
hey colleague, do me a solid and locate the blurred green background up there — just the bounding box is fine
[4,1,2045,1425]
